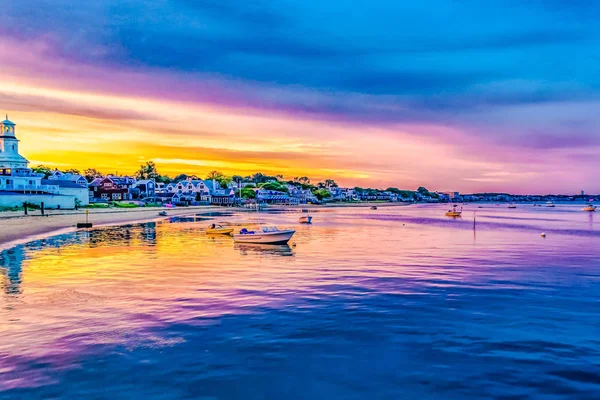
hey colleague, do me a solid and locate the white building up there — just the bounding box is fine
[0,116,77,209]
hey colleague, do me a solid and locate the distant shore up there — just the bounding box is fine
[0,206,221,250]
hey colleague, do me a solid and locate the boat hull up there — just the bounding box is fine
[206,228,234,235]
[582,207,596,212]
[445,212,462,217]
[299,216,312,223]
[233,230,295,244]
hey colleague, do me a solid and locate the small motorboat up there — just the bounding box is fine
[206,224,234,235]
[370,206,378,210]
[233,226,295,244]
[299,215,313,224]
[582,204,597,212]
[545,201,556,208]
[445,205,462,217]
[508,203,517,209]
[158,210,168,216]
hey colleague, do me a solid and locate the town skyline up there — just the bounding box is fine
[3,2,600,193]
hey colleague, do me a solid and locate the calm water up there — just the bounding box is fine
[1,204,599,399]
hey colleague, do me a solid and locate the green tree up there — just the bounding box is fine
[217,176,232,187]
[260,181,289,192]
[156,175,172,184]
[135,161,159,180]
[31,165,54,178]
[84,168,103,182]
[207,170,224,181]
[312,189,332,201]
[324,179,338,188]
[64,168,81,175]
[173,174,188,182]
[241,186,257,199]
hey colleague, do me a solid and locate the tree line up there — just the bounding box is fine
[32,161,425,201]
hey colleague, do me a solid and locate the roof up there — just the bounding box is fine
[89,178,104,187]
[1,116,15,126]
[135,180,155,185]
[41,179,87,189]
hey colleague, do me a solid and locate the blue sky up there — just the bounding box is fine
[1,0,599,192]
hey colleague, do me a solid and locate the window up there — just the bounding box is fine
[101,193,108,199]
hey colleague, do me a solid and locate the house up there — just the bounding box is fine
[41,179,89,206]
[256,189,297,204]
[47,171,88,187]
[0,116,76,209]
[89,176,135,202]
[134,179,156,198]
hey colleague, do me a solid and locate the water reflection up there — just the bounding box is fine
[0,246,24,295]
[0,206,598,399]
[234,243,295,257]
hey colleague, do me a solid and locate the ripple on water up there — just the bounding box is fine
[0,205,599,399]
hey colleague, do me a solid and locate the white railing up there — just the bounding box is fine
[0,184,60,193]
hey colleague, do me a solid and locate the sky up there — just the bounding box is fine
[1,0,599,193]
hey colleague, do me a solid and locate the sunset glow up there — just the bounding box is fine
[2,1,599,193]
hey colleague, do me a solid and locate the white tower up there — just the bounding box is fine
[0,115,29,170]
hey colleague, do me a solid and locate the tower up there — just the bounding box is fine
[0,115,29,170]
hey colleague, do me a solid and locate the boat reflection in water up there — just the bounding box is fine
[234,243,295,257]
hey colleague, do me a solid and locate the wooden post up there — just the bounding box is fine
[23,203,28,215]
[40,202,45,216]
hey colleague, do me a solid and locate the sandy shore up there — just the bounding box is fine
[0,206,222,249]
[0,202,414,250]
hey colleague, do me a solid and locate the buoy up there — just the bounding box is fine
[541,232,546,237]
[291,242,297,247]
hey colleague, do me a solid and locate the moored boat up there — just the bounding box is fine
[445,205,462,217]
[299,215,312,223]
[158,210,168,216]
[508,203,517,209]
[370,206,378,210]
[545,201,556,208]
[233,226,296,244]
[206,224,234,235]
[582,204,596,212]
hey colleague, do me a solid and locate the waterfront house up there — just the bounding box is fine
[256,188,298,204]
[0,116,76,209]
[134,179,156,199]
[47,171,88,187]
[89,176,135,202]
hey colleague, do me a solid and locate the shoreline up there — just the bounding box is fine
[0,206,222,250]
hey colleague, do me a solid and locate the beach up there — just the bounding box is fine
[0,206,221,249]
[0,202,413,249]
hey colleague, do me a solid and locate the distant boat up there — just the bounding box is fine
[445,205,462,217]
[206,224,234,235]
[233,226,295,244]
[370,206,377,210]
[158,210,168,216]
[508,203,517,209]
[299,215,312,224]
[582,204,596,212]
[545,201,556,208]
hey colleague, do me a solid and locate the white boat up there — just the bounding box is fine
[545,201,556,208]
[582,204,596,212]
[233,226,296,244]
[508,203,517,209]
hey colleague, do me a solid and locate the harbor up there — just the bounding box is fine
[0,204,598,398]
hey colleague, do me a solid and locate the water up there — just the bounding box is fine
[1,204,599,399]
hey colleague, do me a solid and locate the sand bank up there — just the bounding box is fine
[0,206,222,249]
